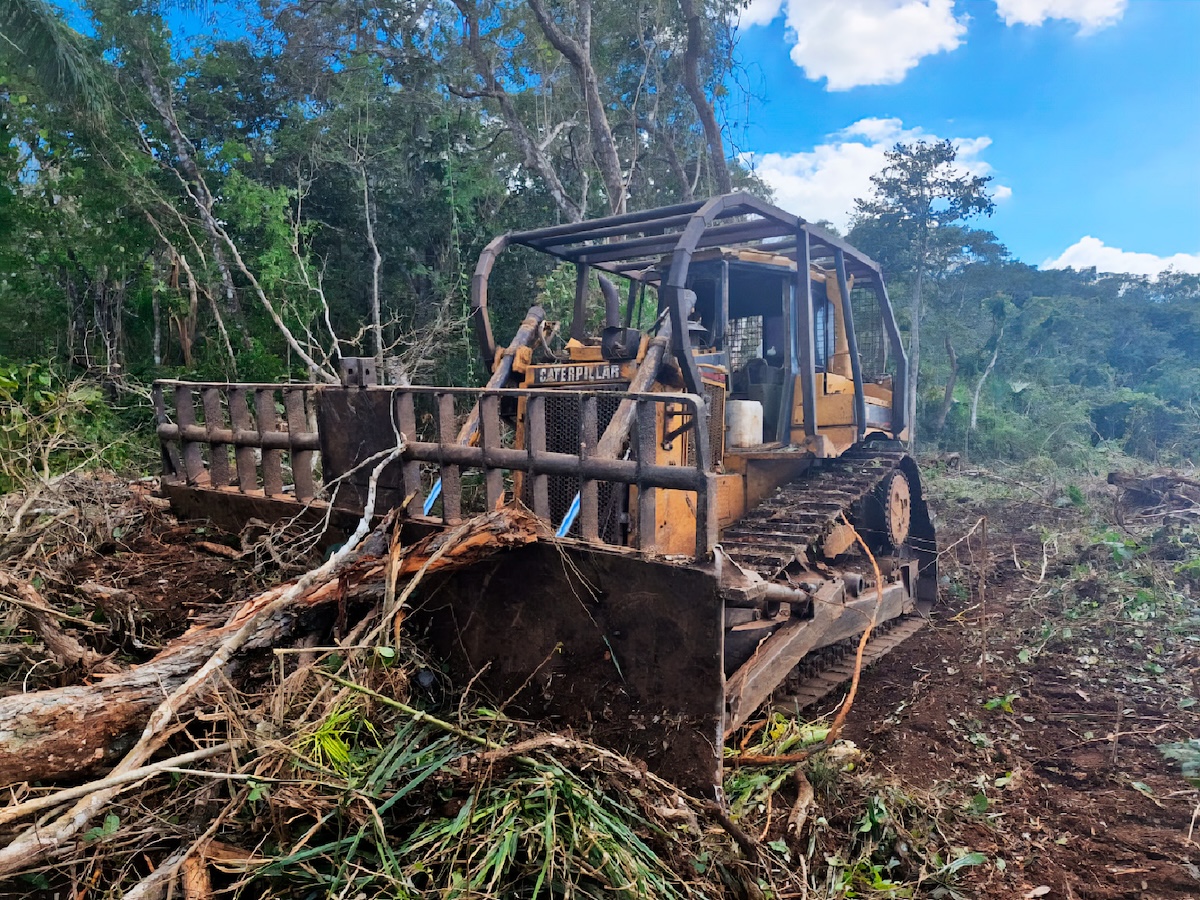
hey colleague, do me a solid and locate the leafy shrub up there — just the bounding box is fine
[0,360,147,492]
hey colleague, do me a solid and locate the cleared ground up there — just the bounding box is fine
[1,463,1197,898]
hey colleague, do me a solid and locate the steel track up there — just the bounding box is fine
[720,446,911,579]
[773,611,928,712]
[719,445,929,713]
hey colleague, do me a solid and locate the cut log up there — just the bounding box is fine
[1108,471,1200,514]
[0,507,543,787]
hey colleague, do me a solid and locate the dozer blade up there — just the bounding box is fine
[407,542,729,794]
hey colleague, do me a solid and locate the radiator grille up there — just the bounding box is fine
[535,390,625,542]
[684,381,725,471]
[706,381,725,469]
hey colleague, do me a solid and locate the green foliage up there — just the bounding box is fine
[983,693,1018,714]
[903,260,1200,464]
[851,139,996,276]
[270,713,690,898]
[724,713,832,820]
[0,360,145,491]
[402,765,682,899]
[0,0,108,111]
[84,813,120,842]
[847,136,1200,465]
[293,701,380,779]
[0,0,745,396]
[1158,739,1200,787]
[1094,530,1138,564]
[2,0,1194,472]
[820,783,987,900]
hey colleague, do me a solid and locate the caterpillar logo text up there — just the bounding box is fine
[532,364,623,385]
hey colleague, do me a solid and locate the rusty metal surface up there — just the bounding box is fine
[160,482,439,552]
[157,378,720,561]
[161,483,350,553]
[153,381,322,503]
[774,610,928,714]
[313,387,411,515]
[715,445,937,731]
[409,542,726,795]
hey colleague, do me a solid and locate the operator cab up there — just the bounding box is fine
[685,252,839,446]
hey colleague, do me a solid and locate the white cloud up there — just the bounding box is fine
[745,117,1010,231]
[739,0,784,28]
[994,0,1126,33]
[1041,237,1200,276]
[736,0,966,90]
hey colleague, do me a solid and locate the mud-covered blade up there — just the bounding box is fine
[409,542,726,793]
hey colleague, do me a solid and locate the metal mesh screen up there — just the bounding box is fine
[728,316,763,372]
[850,288,888,381]
[536,390,625,542]
[707,383,725,470]
[685,382,725,471]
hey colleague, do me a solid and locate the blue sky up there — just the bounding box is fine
[80,0,1198,276]
[733,0,1200,275]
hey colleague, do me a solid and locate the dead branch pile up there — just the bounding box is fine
[1109,470,1200,521]
[0,479,814,898]
[0,473,162,573]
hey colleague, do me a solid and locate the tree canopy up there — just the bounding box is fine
[0,0,754,386]
[849,139,996,452]
[0,4,1196,464]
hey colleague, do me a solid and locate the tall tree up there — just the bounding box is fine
[441,0,740,221]
[677,0,731,194]
[850,140,995,451]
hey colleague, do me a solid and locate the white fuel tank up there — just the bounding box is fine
[725,399,764,448]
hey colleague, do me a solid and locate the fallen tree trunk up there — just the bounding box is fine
[0,507,543,787]
[1108,470,1200,517]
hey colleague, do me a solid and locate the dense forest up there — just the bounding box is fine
[3,5,1200,899]
[1,0,1197,473]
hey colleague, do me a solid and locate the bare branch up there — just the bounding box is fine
[140,63,338,382]
[526,0,626,213]
[452,0,584,222]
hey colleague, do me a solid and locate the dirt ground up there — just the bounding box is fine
[3,466,1197,898]
[839,469,1200,899]
[67,523,258,648]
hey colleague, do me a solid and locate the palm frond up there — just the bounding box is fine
[0,0,107,111]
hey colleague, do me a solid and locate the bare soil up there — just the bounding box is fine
[4,469,1198,898]
[839,474,1200,898]
[68,524,257,636]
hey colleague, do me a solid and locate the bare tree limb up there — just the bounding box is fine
[526,0,627,213]
[359,162,385,373]
[140,63,338,382]
[452,0,584,222]
[677,0,731,194]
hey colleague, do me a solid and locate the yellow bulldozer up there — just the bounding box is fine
[153,193,936,792]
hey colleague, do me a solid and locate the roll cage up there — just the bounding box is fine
[470,192,909,438]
